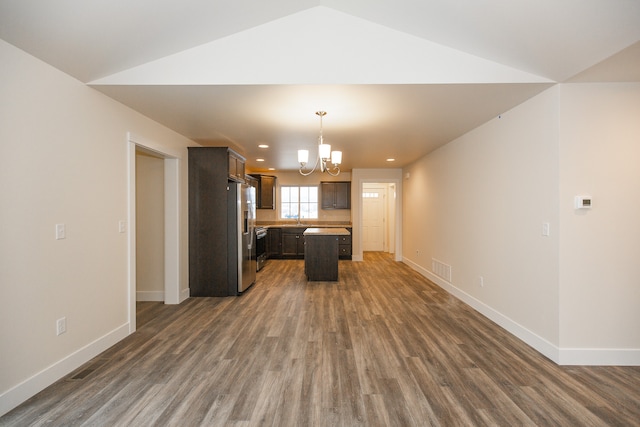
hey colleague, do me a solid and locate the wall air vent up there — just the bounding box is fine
[432,258,452,283]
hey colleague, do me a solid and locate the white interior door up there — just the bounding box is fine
[362,186,385,251]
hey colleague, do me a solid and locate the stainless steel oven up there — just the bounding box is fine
[255,227,267,271]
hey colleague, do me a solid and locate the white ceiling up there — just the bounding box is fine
[1,0,639,172]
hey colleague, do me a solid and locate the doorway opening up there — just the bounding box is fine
[135,149,165,302]
[127,133,181,333]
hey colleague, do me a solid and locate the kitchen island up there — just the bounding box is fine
[303,228,351,281]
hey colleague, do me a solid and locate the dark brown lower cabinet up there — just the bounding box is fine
[281,228,306,258]
[339,230,352,259]
[304,235,339,281]
[265,226,350,260]
[266,227,282,258]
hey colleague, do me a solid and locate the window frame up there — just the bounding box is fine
[280,185,319,220]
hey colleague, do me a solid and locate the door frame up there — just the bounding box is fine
[127,133,181,333]
[352,170,403,262]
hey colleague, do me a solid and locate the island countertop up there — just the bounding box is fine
[303,227,351,236]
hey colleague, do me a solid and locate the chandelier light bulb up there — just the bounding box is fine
[298,149,309,165]
[331,151,342,165]
[319,143,331,160]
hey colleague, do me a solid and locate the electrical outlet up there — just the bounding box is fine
[56,317,67,336]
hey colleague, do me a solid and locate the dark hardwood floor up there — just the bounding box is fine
[2,252,639,426]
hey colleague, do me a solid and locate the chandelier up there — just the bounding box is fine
[298,111,342,176]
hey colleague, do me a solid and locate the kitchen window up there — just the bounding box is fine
[281,186,318,219]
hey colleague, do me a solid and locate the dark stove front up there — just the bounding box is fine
[255,227,267,271]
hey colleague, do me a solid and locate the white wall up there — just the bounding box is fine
[403,87,561,358]
[135,151,165,301]
[0,40,193,414]
[403,83,640,365]
[558,83,640,364]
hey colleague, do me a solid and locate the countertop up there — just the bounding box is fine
[303,227,351,236]
[258,223,352,229]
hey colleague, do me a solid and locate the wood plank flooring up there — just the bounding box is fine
[2,252,640,426]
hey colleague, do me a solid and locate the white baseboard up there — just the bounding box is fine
[402,256,560,363]
[558,348,640,366]
[137,290,189,304]
[136,290,165,302]
[403,256,640,366]
[0,323,130,417]
[180,287,190,303]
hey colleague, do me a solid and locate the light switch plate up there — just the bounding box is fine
[542,222,550,236]
[55,223,66,240]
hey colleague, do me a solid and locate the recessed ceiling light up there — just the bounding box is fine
[258,144,269,148]
[256,158,265,162]
[386,158,396,162]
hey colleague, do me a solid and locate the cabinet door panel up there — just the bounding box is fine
[282,233,300,256]
[227,150,246,182]
[334,182,351,209]
[228,154,236,179]
[267,228,282,257]
[236,158,245,179]
[321,182,337,209]
[260,175,275,209]
[259,175,275,209]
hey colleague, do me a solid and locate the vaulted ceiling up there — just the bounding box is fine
[2,1,639,172]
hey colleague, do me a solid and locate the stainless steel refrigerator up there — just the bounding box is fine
[228,181,256,294]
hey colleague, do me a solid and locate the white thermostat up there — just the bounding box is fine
[574,195,592,209]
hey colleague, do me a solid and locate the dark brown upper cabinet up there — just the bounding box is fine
[250,174,277,209]
[321,181,351,209]
[227,150,245,183]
